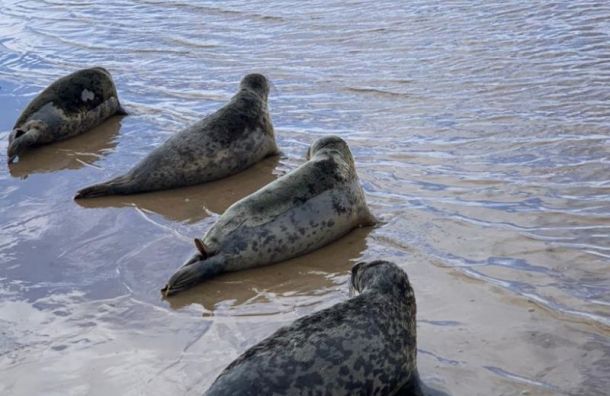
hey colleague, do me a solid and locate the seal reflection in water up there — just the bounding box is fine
[75,73,278,198]
[7,67,126,163]
[162,136,376,296]
[205,261,421,396]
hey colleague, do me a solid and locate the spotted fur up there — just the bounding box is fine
[74,73,278,198]
[205,261,421,396]
[162,136,376,296]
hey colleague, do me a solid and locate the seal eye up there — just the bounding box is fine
[14,129,25,139]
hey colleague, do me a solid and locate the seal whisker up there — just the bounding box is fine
[74,158,103,169]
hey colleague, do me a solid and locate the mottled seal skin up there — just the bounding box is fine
[74,73,278,199]
[162,135,375,296]
[7,67,126,163]
[205,261,421,396]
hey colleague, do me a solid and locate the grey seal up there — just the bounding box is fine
[162,135,375,296]
[205,260,422,396]
[74,73,278,199]
[7,67,126,163]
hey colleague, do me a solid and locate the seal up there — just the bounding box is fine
[7,67,126,164]
[74,73,278,199]
[161,135,376,296]
[204,260,421,396]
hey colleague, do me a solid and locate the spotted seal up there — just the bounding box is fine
[205,260,421,396]
[7,67,126,164]
[74,73,278,199]
[161,135,375,296]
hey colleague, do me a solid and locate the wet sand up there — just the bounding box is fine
[1,1,609,395]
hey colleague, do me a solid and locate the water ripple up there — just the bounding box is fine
[0,0,609,395]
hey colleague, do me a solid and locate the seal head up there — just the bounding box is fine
[239,73,270,101]
[306,135,354,163]
[351,260,415,302]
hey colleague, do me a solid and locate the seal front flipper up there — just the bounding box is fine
[394,370,424,396]
[395,370,450,396]
[194,238,209,259]
[74,174,135,199]
[162,254,226,297]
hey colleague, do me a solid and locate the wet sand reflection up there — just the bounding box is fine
[75,156,281,223]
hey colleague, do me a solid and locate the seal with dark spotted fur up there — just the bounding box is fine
[205,261,421,396]
[7,67,126,163]
[161,136,375,296]
[74,73,278,199]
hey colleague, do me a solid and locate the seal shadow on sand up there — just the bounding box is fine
[166,226,372,311]
[8,115,124,178]
[75,155,281,224]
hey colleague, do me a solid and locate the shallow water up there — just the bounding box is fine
[0,0,609,395]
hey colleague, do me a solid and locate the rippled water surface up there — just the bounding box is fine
[1,1,609,395]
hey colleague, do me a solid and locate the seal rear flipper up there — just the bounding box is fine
[161,254,226,297]
[74,174,134,199]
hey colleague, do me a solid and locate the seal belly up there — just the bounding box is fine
[25,96,121,145]
[124,125,274,193]
[218,184,363,272]
[172,125,275,185]
[70,96,122,138]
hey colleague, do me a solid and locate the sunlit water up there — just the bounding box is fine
[0,1,609,395]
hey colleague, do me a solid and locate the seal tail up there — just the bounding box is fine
[74,174,134,199]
